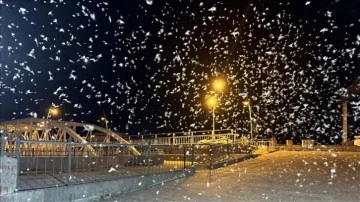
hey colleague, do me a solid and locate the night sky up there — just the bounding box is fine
[0,0,359,143]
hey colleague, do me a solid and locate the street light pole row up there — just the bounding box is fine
[206,78,226,141]
[205,78,253,141]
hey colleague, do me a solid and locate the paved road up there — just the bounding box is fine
[102,150,360,202]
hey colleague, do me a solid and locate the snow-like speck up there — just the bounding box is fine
[145,0,153,6]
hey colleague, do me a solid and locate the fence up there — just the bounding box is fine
[250,139,277,152]
[0,139,194,191]
[128,129,237,145]
[0,136,271,192]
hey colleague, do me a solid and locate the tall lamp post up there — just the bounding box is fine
[101,117,109,130]
[206,96,218,141]
[101,117,110,145]
[243,100,253,140]
[45,107,59,141]
[205,77,226,141]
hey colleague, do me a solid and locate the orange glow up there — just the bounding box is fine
[213,78,225,92]
[206,96,217,108]
[49,108,59,116]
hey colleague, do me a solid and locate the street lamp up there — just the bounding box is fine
[101,117,109,130]
[204,77,226,142]
[243,99,253,140]
[206,96,218,141]
[101,117,110,145]
[213,78,225,92]
[47,107,59,119]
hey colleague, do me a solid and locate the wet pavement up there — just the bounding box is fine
[102,150,360,202]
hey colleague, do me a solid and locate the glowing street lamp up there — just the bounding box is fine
[47,107,59,119]
[213,78,226,92]
[204,78,226,142]
[243,99,253,140]
[206,95,218,141]
[101,117,109,130]
[45,107,59,139]
[101,117,111,145]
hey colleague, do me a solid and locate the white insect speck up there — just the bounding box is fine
[208,7,216,12]
[145,0,153,5]
[19,8,27,15]
[29,112,38,118]
[330,168,336,178]
[117,19,125,24]
[108,167,117,173]
[27,49,36,59]
[320,28,329,33]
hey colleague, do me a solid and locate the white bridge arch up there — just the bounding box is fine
[0,118,140,156]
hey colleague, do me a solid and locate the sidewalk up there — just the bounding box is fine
[103,151,360,202]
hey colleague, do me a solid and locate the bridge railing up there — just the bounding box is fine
[128,129,237,145]
[0,138,195,192]
[0,132,259,193]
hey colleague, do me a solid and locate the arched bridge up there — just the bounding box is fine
[0,118,141,156]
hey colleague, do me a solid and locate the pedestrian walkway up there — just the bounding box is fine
[103,150,360,202]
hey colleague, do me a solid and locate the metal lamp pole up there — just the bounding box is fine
[243,100,253,140]
[101,117,109,130]
[212,105,215,141]
[101,117,110,154]
[46,109,51,119]
[248,102,253,140]
[207,96,217,141]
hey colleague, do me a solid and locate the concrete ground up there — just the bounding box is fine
[103,150,360,202]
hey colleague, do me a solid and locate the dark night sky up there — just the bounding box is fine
[0,0,359,143]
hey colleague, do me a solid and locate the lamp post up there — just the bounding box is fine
[243,100,253,140]
[45,107,59,141]
[205,77,226,142]
[101,117,110,145]
[101,117,109,130]
[206,96,217,141]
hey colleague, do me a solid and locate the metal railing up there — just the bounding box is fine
[0,134,273,192]
[0,139,194,191]
[250,139,277,152]
[128,129,237,145]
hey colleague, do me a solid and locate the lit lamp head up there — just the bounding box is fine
[49,108,59,116]
[206,96,218,109]
[101,117,109,124]
[213,78,225,92]
[243,100,250,106]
